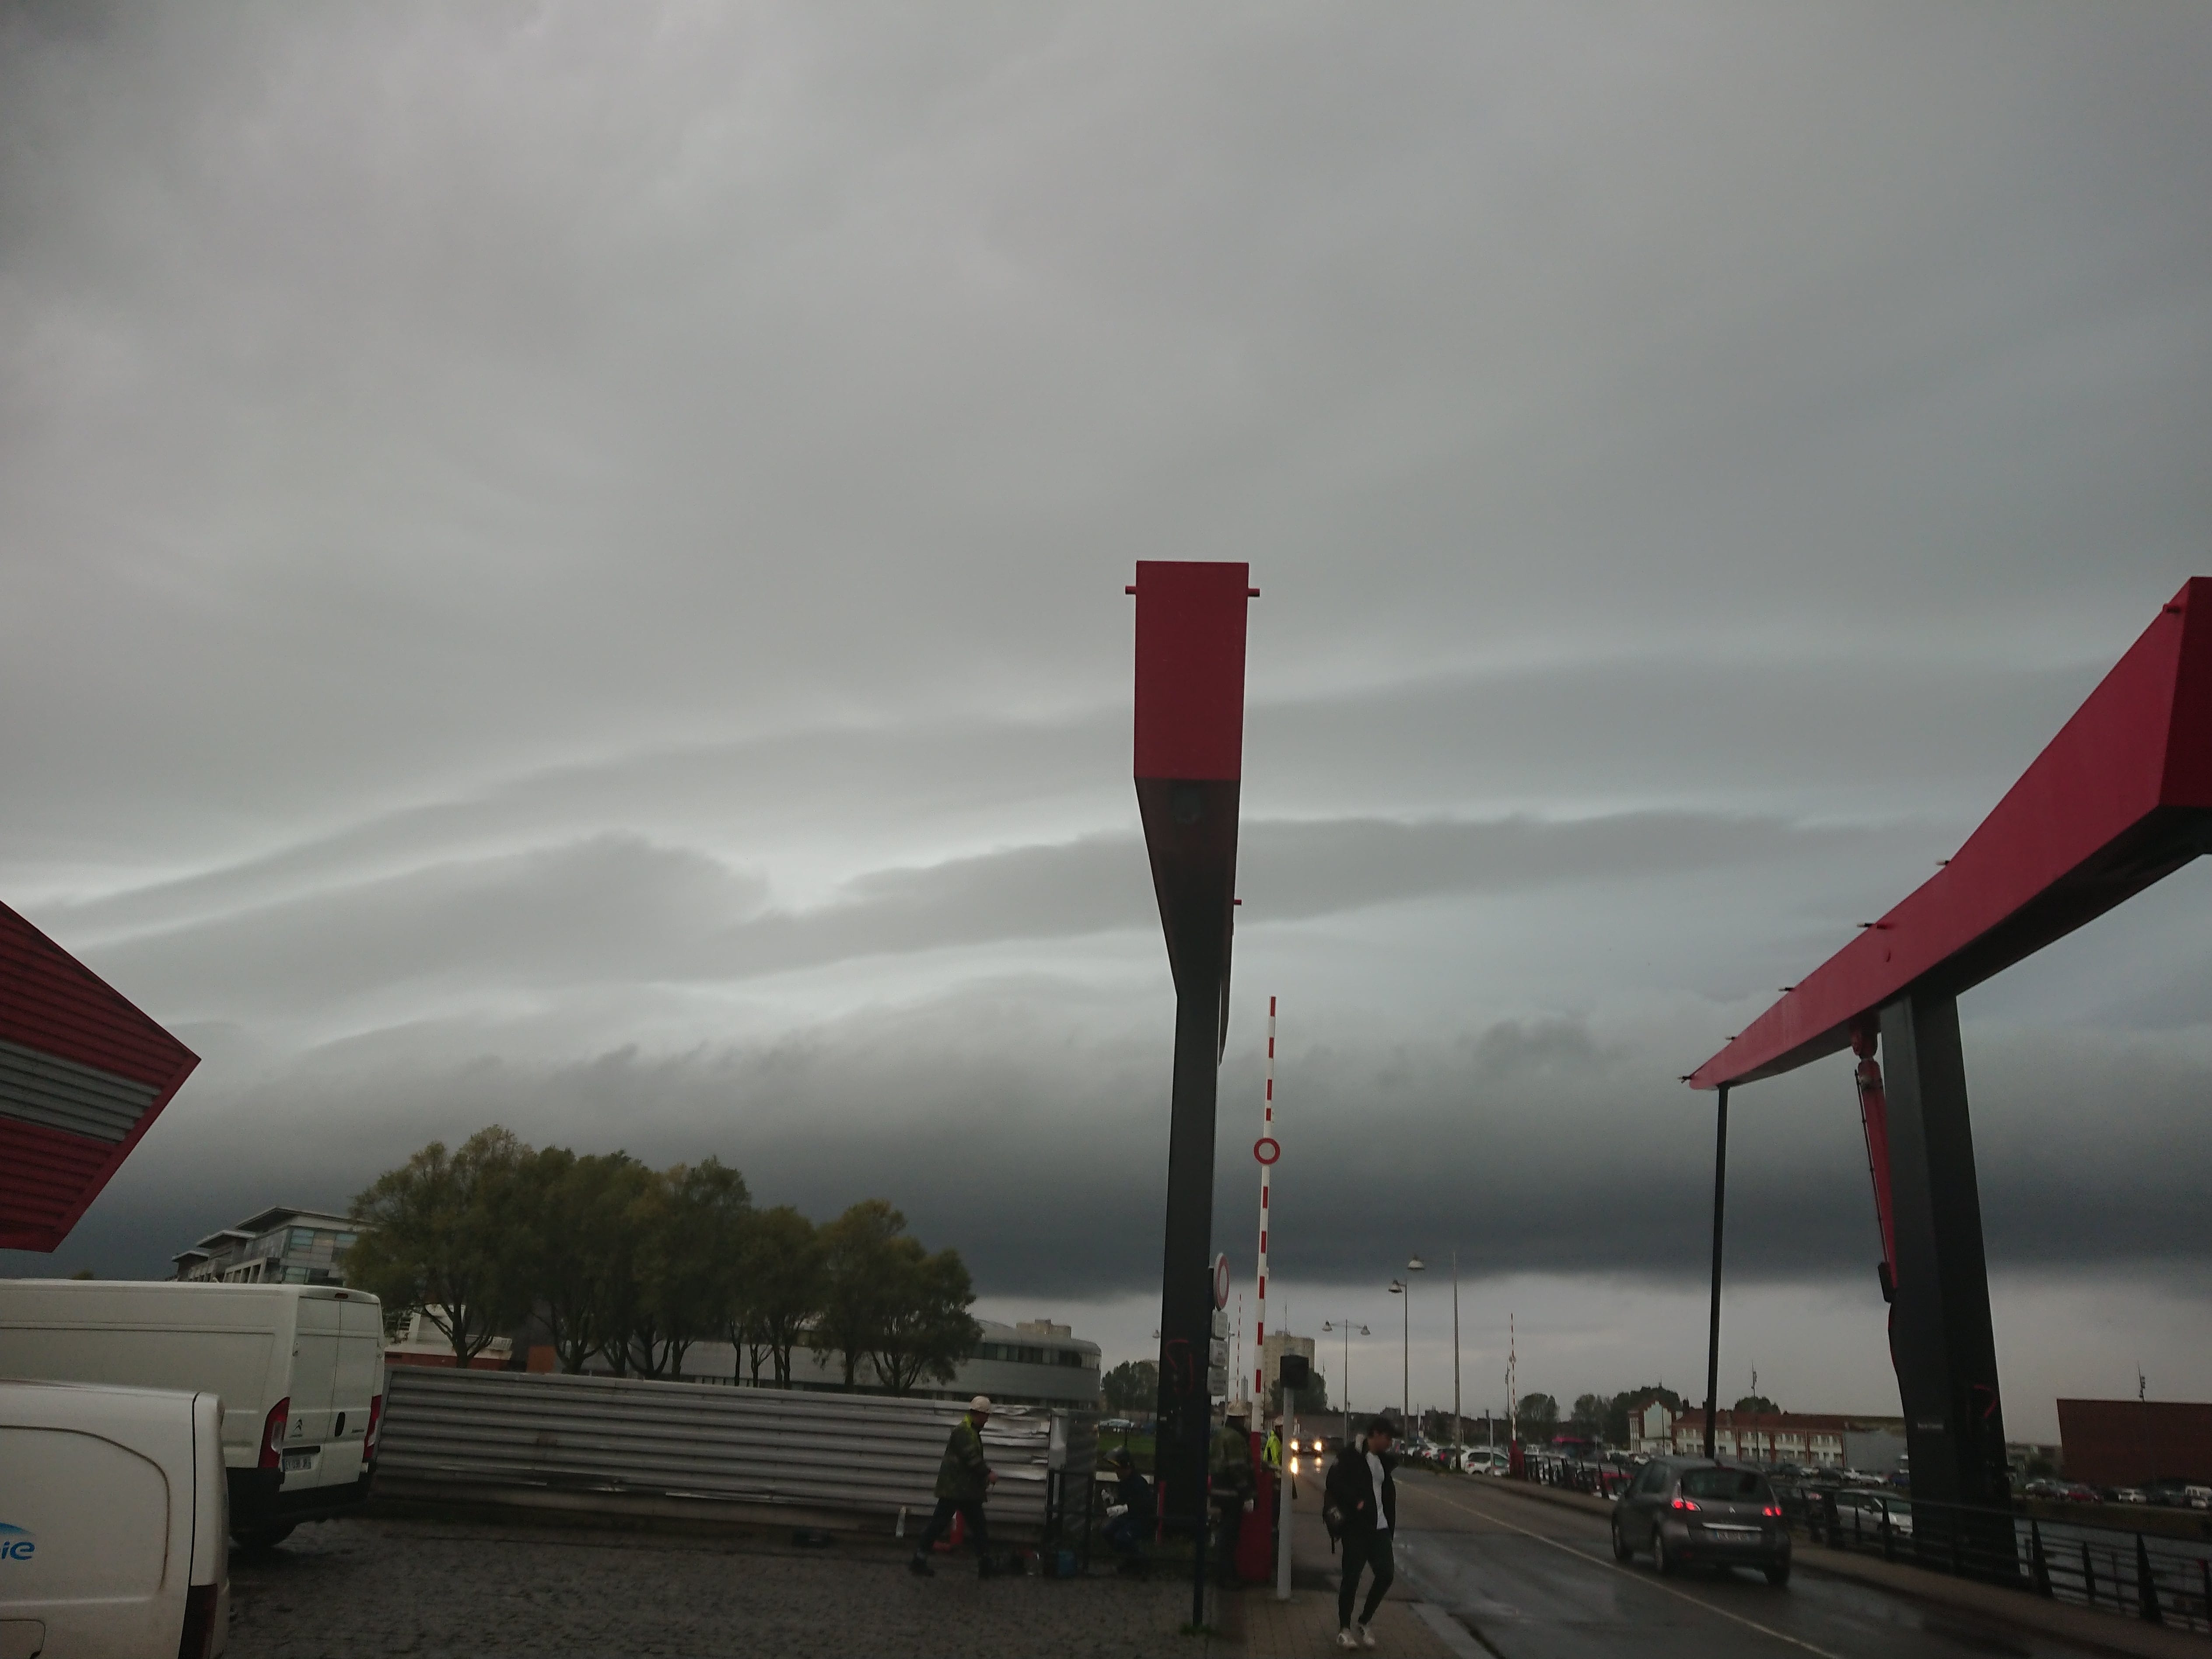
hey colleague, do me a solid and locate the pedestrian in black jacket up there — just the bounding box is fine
[1323,1421,1399,1649]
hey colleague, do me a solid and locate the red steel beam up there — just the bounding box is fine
[1692,578,2212,1090]
[0,900,200,1251]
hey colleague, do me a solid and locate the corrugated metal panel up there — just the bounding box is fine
[0,1118,112,1236]
[0,901,199,1252]
[376,1366,1097,1534]
[0,1036,156,1142]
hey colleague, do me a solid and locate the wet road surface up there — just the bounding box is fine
[1389,1471,2104,1659]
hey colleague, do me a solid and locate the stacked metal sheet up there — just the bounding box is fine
[376,1365,1096,1536]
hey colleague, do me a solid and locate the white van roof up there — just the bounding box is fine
[3,1279,367,1301]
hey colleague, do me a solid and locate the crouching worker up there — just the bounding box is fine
[1325,1420,1398,1650]
[1101,1448,1154,1575]
[910,1396,999,1578]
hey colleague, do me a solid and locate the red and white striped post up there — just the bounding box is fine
[1253,996,1280,1402]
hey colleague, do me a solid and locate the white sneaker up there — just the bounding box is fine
[1334,1631,1359,1651]
[1358,1623,1378,1649]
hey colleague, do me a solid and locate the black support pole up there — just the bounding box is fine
[1703,1082,1729,1460]
[1880,992,2010,1512]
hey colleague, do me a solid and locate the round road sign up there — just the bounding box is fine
[1214,1253,1231,1310]
[1253,1136,1281,1165]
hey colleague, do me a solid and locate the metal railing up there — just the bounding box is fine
[1777,1483,2212,1637]
[375,1364,1095,1539]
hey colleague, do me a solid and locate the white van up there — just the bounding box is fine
[1,1379,228,1658]
[0,1281,385,1548]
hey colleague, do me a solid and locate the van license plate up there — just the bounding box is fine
[283,1451,317,1472]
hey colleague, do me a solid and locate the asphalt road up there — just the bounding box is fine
[1388,1470,2102,1659]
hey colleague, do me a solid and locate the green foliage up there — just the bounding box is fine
[1568,1393,1611,1437]
[350,1132,969,1392]
[816,1200,980,1395]
[1102,1358,1158,1415]
[346,1126,532,1362]
[732,1206,826,1386]
[1516,1392,1561,1440]
[1732,1394,1780,1415]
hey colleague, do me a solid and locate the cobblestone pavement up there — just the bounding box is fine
[228,1518,1224,1659]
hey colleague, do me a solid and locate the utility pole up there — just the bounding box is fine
[1323,1319,1368,1426]
[1452,1250,1462,1462]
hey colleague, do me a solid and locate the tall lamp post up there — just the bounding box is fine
[1387,1256,1424,1435]
[1322,1320,1368,1427]
[1451,1250,1462,1463]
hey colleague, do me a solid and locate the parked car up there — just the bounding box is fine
[2111,1487,2148,1504]
[0,1278,385,1548]
[2058,1484,2100,1503]
[1612,1458,1791,1585]
[2,1379,229,1657]
[1830,1489,1914,1541]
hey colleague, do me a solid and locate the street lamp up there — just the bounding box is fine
[1322,1320,1369,1428]
[1390,1256,1425,1435]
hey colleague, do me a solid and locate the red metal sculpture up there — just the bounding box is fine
[1129,560,1255,1601]
[1690,578,2212,1514]
[0,901,199,1251]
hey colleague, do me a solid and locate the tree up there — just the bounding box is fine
[627,1158,752,1379]
[818,1200,909,1389]
[1569,1393,1613,1439]
[347,1126,532,1363]
[732,1205,825,1387]
[1102,1359,1158,1416]
[865,1245,979,1396]
[510,1147,648,1373]
[1733,1394,1780,1415]
[1516,1393,1561,1441]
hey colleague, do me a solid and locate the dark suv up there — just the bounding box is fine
[1611,1456,1791,1585]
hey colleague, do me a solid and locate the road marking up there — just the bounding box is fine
[1409,1485,1846,1659]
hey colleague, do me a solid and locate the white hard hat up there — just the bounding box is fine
[969,1396,992,1413]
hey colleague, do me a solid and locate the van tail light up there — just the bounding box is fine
[364,1393,384,1463]
[259,1396,291,1470]
[178,1581,221,1659]
[1671,1495,1700,1511]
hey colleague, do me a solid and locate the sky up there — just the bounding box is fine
[4,2,2210,1442]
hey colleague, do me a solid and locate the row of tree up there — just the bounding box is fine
[344,1126,980,1394]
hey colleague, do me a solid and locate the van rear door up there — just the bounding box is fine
[0,1381,199,1658]
[286,1297,344,1485]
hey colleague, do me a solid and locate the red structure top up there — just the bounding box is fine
[1693,579,2212,1089]
[1131,560,1254,781]
[0,901,199,1250]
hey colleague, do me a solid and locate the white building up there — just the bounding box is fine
[171,1206,358,1286]
[1628,1400,1850,1466]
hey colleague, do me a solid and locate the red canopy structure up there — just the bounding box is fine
[1687,578,2212,1514]
[0,901,199,1251]
[1129,560,1254,1594]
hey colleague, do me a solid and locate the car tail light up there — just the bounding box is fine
[1671,1495,1700,1511]
[178,1581,221,1659]
[364,1393,384,1463]
[1762,1503,1783,1517]
[259,1396,290,1470]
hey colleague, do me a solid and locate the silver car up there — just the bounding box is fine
[1612,1457,1791,1585]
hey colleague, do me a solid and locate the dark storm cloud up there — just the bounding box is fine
[14,997,2208,1296]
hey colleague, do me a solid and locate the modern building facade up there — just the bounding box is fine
[171,1206,357,1285]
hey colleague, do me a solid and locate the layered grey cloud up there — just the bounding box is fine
[3,2,2210,1406]
[67,809,1910,1022]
